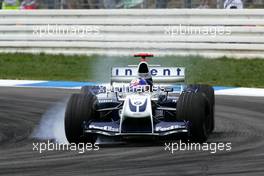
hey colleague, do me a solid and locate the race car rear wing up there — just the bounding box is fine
[111,66,185,85]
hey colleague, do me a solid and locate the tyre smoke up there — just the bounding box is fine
[31,99,69,144]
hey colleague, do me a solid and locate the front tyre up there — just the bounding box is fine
[186,84,215,133]
[65,92,98,144]
[177,91,208,143]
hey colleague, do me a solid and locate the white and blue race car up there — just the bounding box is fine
[64,53,215,144]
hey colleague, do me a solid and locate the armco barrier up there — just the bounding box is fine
[0,9,263,58]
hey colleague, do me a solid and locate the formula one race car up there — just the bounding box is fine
[65,53,215,144]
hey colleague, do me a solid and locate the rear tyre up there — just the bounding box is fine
[65,92,98,144]
[187,84,215,133]
[177,91,208,143]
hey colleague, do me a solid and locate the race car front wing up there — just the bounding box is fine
[83,121,189,137]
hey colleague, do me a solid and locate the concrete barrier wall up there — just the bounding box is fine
[0,9,263,58]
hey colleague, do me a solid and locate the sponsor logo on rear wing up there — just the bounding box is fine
[111,67,185,84]
[112,67,185,77]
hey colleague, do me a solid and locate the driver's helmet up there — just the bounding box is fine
[129,78,149,92]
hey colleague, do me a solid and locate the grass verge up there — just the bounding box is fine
[0,53,263,88]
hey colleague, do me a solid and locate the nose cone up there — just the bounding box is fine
[122,94,151,118]
[129,97,147,113]
[121,94,153,133]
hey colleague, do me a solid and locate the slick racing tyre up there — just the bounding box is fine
[81,85,103,94]
[65,92,98,144]
[177,91,208,143]
[186,84,215,133]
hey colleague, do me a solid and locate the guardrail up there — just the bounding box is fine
[0,9,263,58]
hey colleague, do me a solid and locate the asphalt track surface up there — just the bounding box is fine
[0,87,263,176]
